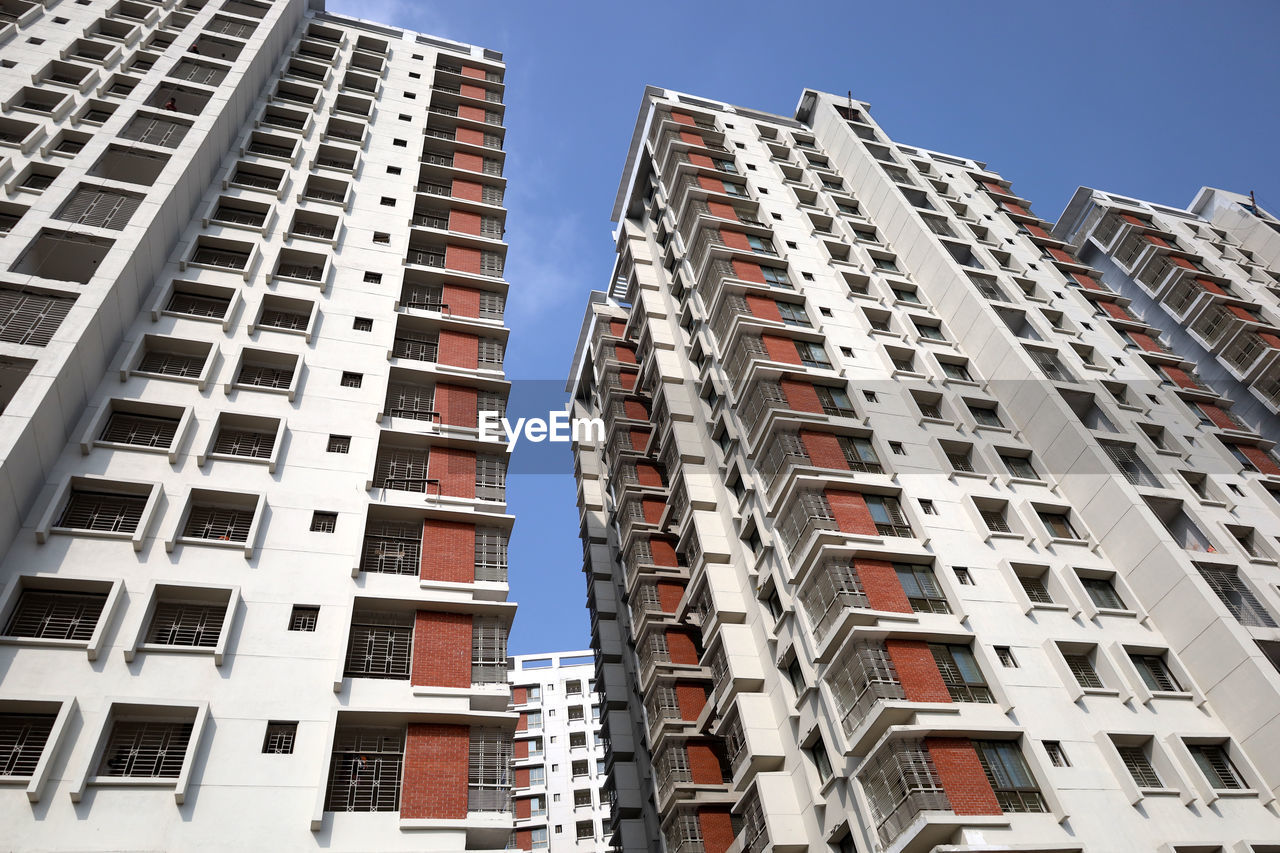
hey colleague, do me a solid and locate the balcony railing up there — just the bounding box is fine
[861,740,950,846]
[406,249,445,268]
[826,642,906,735]
[799,557,870,641]
[392,334,438,362]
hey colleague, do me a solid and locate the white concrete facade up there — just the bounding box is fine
[571,86,1280,853]
[509,650,612,852]
[0,1,517,850]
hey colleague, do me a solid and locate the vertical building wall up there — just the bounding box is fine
[0,3,517,850]
[570,86,1280,853]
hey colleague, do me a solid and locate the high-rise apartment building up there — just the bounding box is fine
[509,650,612,851]
[0,1,516,850]
[1055,186,1280,444]
[570,86,1280,853]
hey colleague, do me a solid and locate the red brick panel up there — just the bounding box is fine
[1120,214,1147,226]
[460,66,486,80]
[1099,302,1130,320]
[402,723,469,819]
[886,639,952,702]
[636,462,663,487]
[1260,332,1280,349]
[421,519,475,583]
[442,284,481,318]
[515,767,529,786]
[1024,224,1051,239]
[1145,234,1170,248]
[678,130,704,145]
[1046,247,1076,264]
[438,329,479,368]
[1127,332,1161,352]
[412,611,472,687]
[452,179,483,201]
[459,83,486,100]
[1002,201,1030,217]
[1226,305,1258,322]
[656,581,685,613]
[445,244,483,275]
[456,126,485,146]
[1198,404,1238,430]
[453,151,484,173]
[641,497,665,524]
[719,229,752,251]
[448,209,482,235]
[687,152,715,168]
[650,538,679,567]
[1071,273,1103,290]
[744,294,782,321]
[618,370,637,390]
[515,796,531,819]
[614,344,637,364]
[825,489,878,535]
[1161,365,1198,388]
[800,430,850,471]
[1239,445,1280,475]
[458,104,486,122]
[674,682,707,720]
[1197,277,1227,296]
[435,383,478,427]
[686,741,725,784]
[857,559,913,613]
[516,713,528,733]
[1171,256,1197,270]
[512,687,527,706]
[780,379,824,415]
[981,181,1006,195]
[513,738,528,760]
[666,629,699,665]
[762,334,801,365]
[622,399,648,419]
[429,446,477,499]
[698,807,737,853]
[731,259,766,283]
[608,319,627,336]
[628,428,651,452]
[707,201,738,220]
[925,737,1003,815]
[670,111,694,125]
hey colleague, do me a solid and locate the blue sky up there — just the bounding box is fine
[329,0,1280,654]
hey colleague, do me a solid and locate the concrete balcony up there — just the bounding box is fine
[718,693,784,790]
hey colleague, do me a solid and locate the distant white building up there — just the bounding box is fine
[509,650,611,851]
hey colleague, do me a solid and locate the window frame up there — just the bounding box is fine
[35,475,164,552]
[125,581,240,666]
[79,398,194,464]
[0,574,124,661]
[72,699,210,805]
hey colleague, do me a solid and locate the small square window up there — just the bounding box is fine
[953,567,974,585]
[54,16,68,23]
[759,188,768,194]
[412,53,423,60]
[288,606,318,631]
[1044,741,1069,767]
[327,435,350,453]
[919,499,936,515]
[364,271,382,283]
[353,317,373,331]
[380,196,396,206]
[310,511,337,533]
[27,37,44,45]
[889,442,905,455]
[801,272,814,280]
[409,72,421,79]
[771,212,782,220]
[373,232,390,244]
[404,92,416,99]
[387,166,402,175]
[340,372,363,388]
[746,164,756,171]
[262,721,298,753]
[996,646,1018,667]
[840,347,854,358]
[863,391,878,403]
[819,307,833,317]
[392,139,407,148]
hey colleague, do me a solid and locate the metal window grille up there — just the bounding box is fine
[894,564,951,614]
[839,436,882,472]
[478,338,504,365]
[948,451,975,473]
[1082,577,1125,609]
[327,435,350,453]
[474,527,508,581]
[230,169,280,190]
[325,727,403,812]
[55,187,141,230]
[477,389,506,419]
[866,495,912,537]
[815,385,855,417]
[475,455,506,501]
[468,728,513,811]
[0,713,55,777]
[4,589,107,641]
[289,606,318,632]
[213,205,265,226]
[644,685,681,733]
[472,617,508,683]
[1100,441,1160,487]
[182,504,253,542]
[393,332,438,362]
[361,523,420,575]
[310,512,337,533]
[860,739,948,845]
[1196,564,1278,626]
[633,583,663,614]
[930,644,994,702]
[776,490,836,553]
[137,349,205,378]
[190,246,250,269]
[58,490,147,533]
[275,261,322,280]
[654,744,692,788]
[1190,744,1245,790]
[402,283,444,311]
[1117,745,1162,788]
[205,16,255,37]
[385,381,435,421]
[1130,654,1182,692]
[917,398,942,419]
[121,115,189,147]
[1044,741,1069,767]
[479,216,503,238]
[340,371,363,387]
[481,184,503,204]
[166,290,230,318]
[636,632,670,675]
[973,740,1046,813]
[262,722,297,754]
[1063,653,1104,689]
[1019,575,1052,604]
[0,288,73,346]
[664,809,705,853]
[479,289,505,318]
[826,642,904,734]
[212,427,275,458]
[147,599,225,647]
[237,362,294,389]
[373,447,430,493]
[98,410,179,449]
[98,719,193,779]
[981,509,1011,533]
[344,611,411,679]
[799,558,868,640]
[291,217,334,239]
[247,139,293,158]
